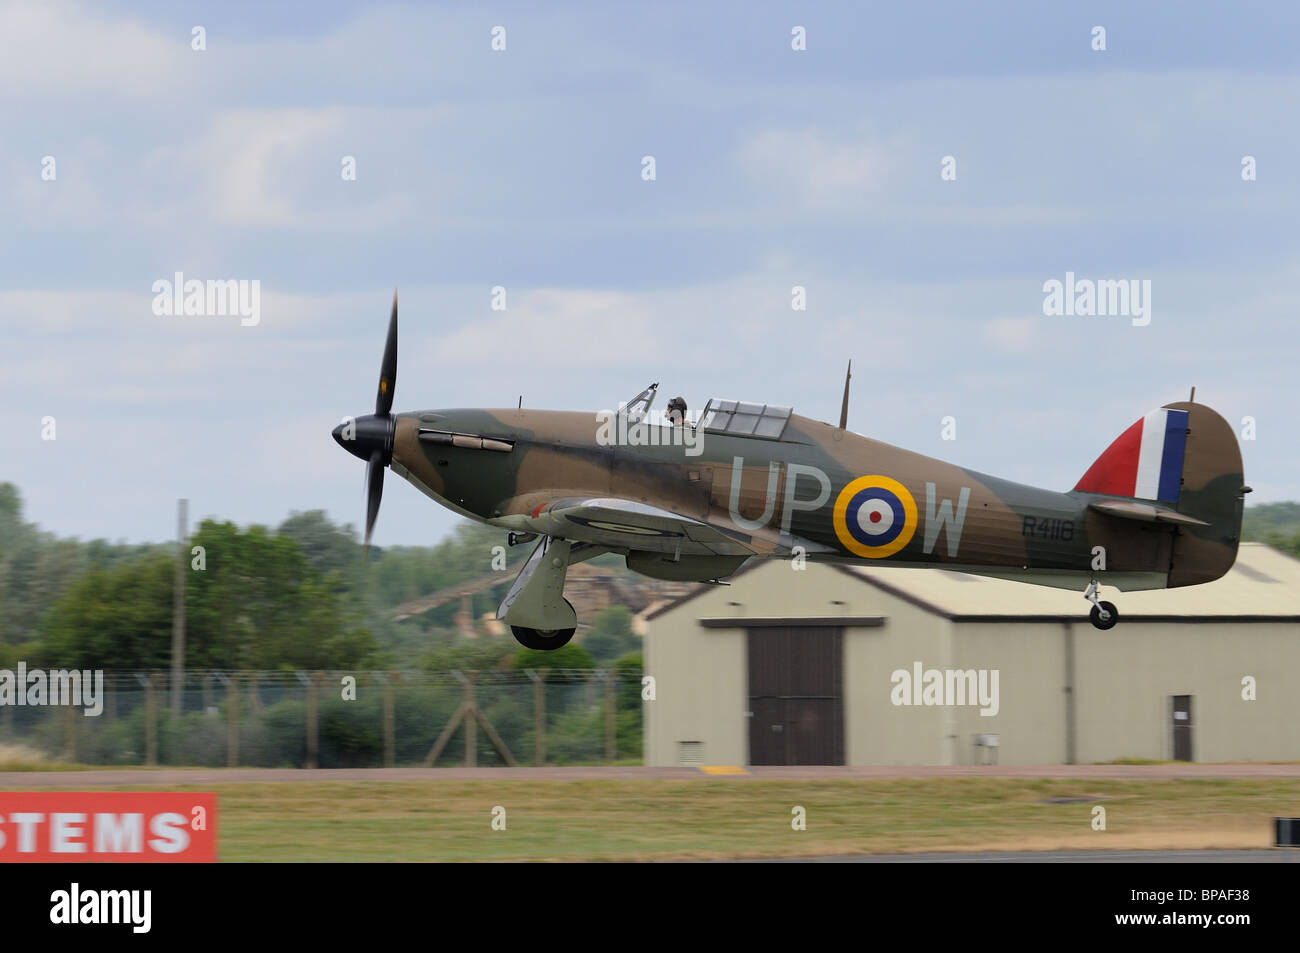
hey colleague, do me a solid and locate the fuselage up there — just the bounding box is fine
[386,407,1177,588]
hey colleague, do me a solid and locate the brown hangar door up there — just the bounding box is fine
[747,627,844,765]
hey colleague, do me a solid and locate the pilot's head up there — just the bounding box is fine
[667,396,687,425]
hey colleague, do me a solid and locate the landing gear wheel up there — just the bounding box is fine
[510,599,577,650]
[1082,579,1119,630]
[1089,601,1119,630]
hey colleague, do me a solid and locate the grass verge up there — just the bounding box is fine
[19,777,1296,861]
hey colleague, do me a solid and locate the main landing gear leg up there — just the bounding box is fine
[1083,579,1119,630]
[498,536,578,650]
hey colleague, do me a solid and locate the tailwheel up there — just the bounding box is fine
[1089,601,1119,630]
[1082,580,1118,630]
[510,599,576,650]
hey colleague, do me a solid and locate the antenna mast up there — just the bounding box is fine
[838,360,852,430]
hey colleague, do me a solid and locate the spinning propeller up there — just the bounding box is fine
[331,290,399,558]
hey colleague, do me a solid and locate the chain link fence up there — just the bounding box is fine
[0,669,645,768]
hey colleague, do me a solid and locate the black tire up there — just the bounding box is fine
[1089,601,1119,630]
[510,599,577,650]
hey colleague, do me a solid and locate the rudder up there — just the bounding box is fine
[1162,401,1245,586]
[1076,401,1245,587]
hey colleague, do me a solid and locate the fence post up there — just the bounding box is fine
[144,673,158,766]
[463,671,477,768]
[299,671,318,769]
[382,672,396,768]
[227,674,239,767]
[62,705,77,763]
[426,669,504,767]
[604,669,616,762]
[527,669,547,765]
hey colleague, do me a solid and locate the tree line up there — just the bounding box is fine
[0,483,540,671]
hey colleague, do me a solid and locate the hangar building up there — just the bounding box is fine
[642,543,1300,767]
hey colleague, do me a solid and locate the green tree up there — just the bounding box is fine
[1263,531,1300,560]
[613,651,644,758]
[277,510,361,580]
[186,520,376,669]
[1242,502,1300,541]
[420,638,517,672]
[40,555,174,669]
[513,642,595,671]
[368,522,527,609]
[0,483,169,647]
[39,519,376,670]
[0,482,56,644]
[581,606,638,662]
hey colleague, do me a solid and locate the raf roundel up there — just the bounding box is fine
[833,475,918,559]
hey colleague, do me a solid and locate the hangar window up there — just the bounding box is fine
[700,399,792,440]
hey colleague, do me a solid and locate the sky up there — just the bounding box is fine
[2,0,1298,547]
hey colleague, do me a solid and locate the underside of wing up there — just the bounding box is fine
[499,497,761,557]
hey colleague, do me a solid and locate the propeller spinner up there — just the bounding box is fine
[332,290,399,557]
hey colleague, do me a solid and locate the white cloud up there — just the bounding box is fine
[736,127,903,208]
[985,316,1037,352]
[435,288,662,365]
[0,0,187,100]
[135,105,450,229]
[151,108,346,227]
[4,149,109,226]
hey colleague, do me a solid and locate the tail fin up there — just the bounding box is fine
[1076,402,1246,586]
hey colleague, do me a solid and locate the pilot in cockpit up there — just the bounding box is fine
[666,396,688,426]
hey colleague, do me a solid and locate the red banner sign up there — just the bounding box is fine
[0,792,217,862]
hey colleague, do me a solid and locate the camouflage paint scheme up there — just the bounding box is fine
[385,399,1245,599]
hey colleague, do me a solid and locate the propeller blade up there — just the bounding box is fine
[363,449,385,559]
[376,289,398,417]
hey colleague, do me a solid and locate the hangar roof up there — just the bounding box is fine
[838,543,1300,620]
[647,543,1300,623]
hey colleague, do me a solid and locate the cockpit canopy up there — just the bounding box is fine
[700,399,792,440]
[617,383,794,439]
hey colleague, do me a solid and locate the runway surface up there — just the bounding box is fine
[746,849,1296,863]
[2,762,1299,787]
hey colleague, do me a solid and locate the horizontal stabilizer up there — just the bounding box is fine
[1088,498,1208,526]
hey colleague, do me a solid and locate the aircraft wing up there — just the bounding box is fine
[504,497,780,557]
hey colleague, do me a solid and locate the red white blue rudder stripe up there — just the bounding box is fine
[1074,408,1189,503]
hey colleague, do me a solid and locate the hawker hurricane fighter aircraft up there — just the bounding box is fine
[333,295,1248,649]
